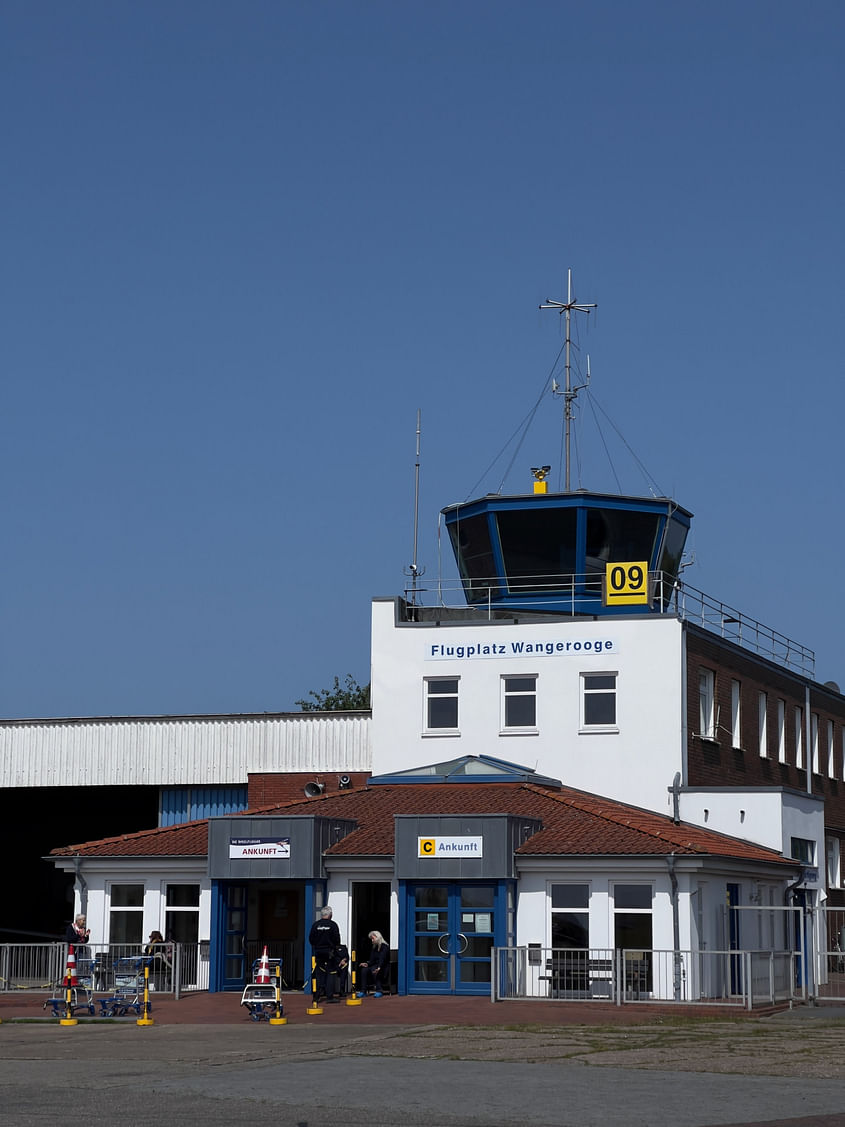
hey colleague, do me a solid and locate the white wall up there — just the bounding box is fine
[372,599,685,814]
[679,789,824,891]
[0,712,371,788]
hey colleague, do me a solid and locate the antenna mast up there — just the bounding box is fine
[540,269,596,491]
[404,408,425,605]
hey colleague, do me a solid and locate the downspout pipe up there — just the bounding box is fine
[667,853,682,1002]
[73,854,88,920]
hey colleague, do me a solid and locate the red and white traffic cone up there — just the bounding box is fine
[65,944,79,987]
[255,946,271,984]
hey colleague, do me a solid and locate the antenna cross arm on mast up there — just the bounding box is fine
[539,298,597,314]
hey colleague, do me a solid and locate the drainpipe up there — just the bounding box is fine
[669,773,681,825]
[667,853,682,1002]
[805,684,812,795]
[74,854,88,919]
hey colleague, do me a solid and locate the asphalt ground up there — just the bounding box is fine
[3,993,845,1127]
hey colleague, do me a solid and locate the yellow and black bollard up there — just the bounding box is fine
[59,972,77,1026]
[137,963,154,1026]
[306,955,323,1015]
[346,948,361,1006]
[269,962,287,1025]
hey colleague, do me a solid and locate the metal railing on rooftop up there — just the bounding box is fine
[404,571,814,678]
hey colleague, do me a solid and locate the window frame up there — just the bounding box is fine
[777,699,786,763]
[108,882,145,946]
[579,671,618,732]
[549,882,590,949]
[423,676,460,735]
[698,668,716,739]
[731,679,742,749]
[500,673,538,734]
[758,691,768,758]
[827,720,836,779]
[795,706,804,769]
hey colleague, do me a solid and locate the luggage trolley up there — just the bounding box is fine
[44,957,96,1018]
[99,955,152,1017]
[240,957,284,1021]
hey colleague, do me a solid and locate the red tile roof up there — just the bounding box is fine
[50,781,792,867]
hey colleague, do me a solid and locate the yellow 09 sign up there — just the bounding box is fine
[604,561,649,606]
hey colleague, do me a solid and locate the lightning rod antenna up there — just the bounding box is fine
[404,408,425,604]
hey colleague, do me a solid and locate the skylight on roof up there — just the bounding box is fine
[368,754,562,787]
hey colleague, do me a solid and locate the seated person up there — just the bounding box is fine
[356,930,390,997]
[143,930,172,990]
[335,944,350,996]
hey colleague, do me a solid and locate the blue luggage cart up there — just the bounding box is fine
[44,957,96,1018]
[98,955,152,1017]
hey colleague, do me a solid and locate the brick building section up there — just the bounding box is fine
[685,624,845,906]
[247,771,370,808]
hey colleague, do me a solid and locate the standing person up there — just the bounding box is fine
[65,913,90,958]
[308,906,341,1002]
[356,930,390,998]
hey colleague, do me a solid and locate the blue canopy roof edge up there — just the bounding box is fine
[368,753,563,788]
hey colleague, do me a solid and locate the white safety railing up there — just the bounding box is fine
[406,572,814,677]
[492,947,800,1008]
[0,942,209,997]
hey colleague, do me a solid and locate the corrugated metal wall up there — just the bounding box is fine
[159,786,249,825]
[0,713,371,788]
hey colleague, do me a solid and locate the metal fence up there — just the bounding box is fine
[492,947,799,1009]
[0,943,209,998]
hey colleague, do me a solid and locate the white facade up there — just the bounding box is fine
[371,598,685,813]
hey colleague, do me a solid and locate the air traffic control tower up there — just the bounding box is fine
[442,484,692,618]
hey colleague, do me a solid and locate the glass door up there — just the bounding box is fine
[410,884,496,995]
[221,883,248,990]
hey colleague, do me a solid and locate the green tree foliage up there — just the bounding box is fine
[295,674,371,712]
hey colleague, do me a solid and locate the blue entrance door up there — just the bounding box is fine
[409,884,496,995]
[221,883,248,991]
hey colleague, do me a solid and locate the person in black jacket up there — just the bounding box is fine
[308,906,341,1001]
[356,930,390,997]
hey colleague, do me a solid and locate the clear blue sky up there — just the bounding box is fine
[3,1,844,717]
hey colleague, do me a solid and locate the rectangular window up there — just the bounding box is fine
[811,713,820,774]
[165,883,200,946]
[795,706,804,769]
[826,837,840,889]
[424,678,459,732]
[613,884,653,993]
[699,669,715,739]
[758,692,768,758]
[581,672,617,728]
[731,680,741,748]
[790,837,815,865]
[109,883,144,946]
[501,675,537,730]
[828,721,836,779]
[550,883,589,948]
[777,699,786,762]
